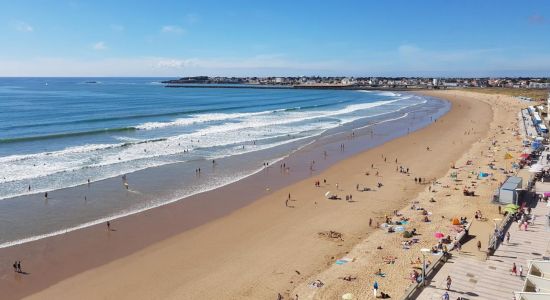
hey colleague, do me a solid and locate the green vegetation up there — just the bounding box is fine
[461,88,549,100]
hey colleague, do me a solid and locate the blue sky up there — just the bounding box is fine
[1,0,549,77]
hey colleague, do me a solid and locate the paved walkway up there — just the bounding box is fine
[417,202,550,300]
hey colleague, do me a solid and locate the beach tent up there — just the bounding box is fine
[498,176,523,204]
[451,218,460,225]
[532,141,543,150]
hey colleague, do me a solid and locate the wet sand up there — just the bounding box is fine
[1,90,517,300]
[0,94,446,300]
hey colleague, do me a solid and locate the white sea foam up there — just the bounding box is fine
[0,96,422,201]
[376,91,401,97]
[0,137,319,249]
[0,93,444,247]
[135,111,271,130]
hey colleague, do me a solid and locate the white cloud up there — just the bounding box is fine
[155,59,198,68]
[0,55,342,77]
[15,21,33,32]
[92,41,107,50]
[161,25,185,34]
[2,50,550,77]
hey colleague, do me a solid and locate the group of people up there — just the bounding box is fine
[414,177,426,184]
[511,262,524,277]
[12,261,22,273]
[474,210,484,220]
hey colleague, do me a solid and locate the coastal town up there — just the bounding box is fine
[163,76,550,91]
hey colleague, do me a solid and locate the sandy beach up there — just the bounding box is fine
[1,90,527,300]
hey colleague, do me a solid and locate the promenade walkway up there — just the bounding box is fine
[416,202,550,300]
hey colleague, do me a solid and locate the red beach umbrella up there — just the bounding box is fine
[434,232,445,239]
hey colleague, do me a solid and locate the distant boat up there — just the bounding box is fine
[85,81,99,84]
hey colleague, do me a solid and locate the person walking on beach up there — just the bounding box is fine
[446,275,452,290]
[442,291,449,300]
[519,265,523,277]
[511,262,517,275]
[12,261,17,272]
[17,261,21,273]
[107,221,111,231]
[477,240,482,251]
[373,281,379,297]
[506,232,510,243]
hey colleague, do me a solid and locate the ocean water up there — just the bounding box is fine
[0,78,448,247]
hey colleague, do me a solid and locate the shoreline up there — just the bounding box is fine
[1,91,478,300]
[0,93,446,249]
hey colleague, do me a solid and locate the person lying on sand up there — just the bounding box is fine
[339,275,357,282]
[383,256,397,264]
[308,279,324,288]
[410,257,422,264]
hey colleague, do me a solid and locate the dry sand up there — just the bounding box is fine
[19,90,526,300]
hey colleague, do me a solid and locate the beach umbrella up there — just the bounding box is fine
[520,153,530,159]
[451,218,460,225]
[325,191,332,198]
[342,293,354,300]
[505,204,520,210]
[434,232,445,239]
[503,206,518,214]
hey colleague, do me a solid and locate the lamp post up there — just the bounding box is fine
[420,248,430,286]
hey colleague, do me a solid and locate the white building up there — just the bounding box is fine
[432,78,439,86]
[529,82,550,89]
[341,77,356,85]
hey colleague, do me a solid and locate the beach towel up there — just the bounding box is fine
[335,257,353,265]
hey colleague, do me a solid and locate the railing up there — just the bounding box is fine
[400,222,472,300]
[487,213,514,256]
